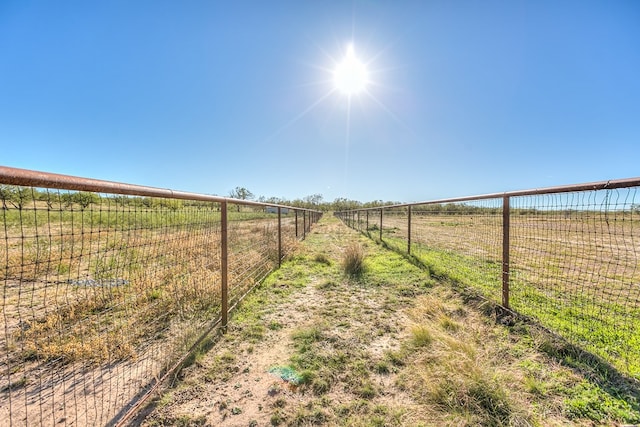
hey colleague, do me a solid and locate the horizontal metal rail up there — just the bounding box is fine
[345,176,640,211]
[0,165,317,212]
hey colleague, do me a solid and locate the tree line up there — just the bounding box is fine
[3,185,638,214]
[0,184,399,213]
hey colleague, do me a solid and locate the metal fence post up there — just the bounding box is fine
[221,201,228,330]
[366,210,369,231]
[278,207,282,267]
[407,205,412,255]
[502,196,510,309]
[295,210,298,238]
[379,209,383,241]
[303,211,307,239]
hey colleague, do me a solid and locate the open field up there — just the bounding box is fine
[1,198,307,426]
[350,205,640,380]
[140,214,640,426]
[2,183,639,425]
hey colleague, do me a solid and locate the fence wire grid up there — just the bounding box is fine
[337,182,640,381]
[0,172,320,426]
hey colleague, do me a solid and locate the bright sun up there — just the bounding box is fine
[333,44,369,96]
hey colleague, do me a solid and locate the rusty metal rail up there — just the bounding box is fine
[336,177,640,381]
[0,166,321,426]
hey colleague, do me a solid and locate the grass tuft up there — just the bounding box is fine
[410,325,434,348]
[313,253,331,265]
[342,243,365,277]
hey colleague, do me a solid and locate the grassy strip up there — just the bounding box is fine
[377,232,640,381]
[143,214,640,426]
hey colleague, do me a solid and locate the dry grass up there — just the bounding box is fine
[1,202,305,426]
[400,292,534,426]
[342,242,365,277]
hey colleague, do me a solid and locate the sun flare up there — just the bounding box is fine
[333,44,369,96]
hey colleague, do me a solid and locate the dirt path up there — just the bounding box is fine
[140,216,415,426]
[138,215,640,427]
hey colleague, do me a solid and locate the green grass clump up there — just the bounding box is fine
[410,325,433,348]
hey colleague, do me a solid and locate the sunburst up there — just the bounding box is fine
[333,44,369,96]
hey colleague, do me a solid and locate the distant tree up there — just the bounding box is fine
[332,197,362,212]
[0,185,33,210]
[35,189,57,210]
[229,187,254,201]
[229,187,254,212]
[111,195,130,207]
[142,197,159,208]
[158,198,183,210]
[59,191,100,210]
[60,193,74,209]
[258,196,284,205]
[73,192,100,210]
[304,194,324,208]
[0,185,13,210]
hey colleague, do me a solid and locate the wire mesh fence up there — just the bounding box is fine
[336,179,640,381]
[0,167,321,426]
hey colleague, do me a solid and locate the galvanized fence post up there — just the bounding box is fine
[221,200,229,330]
[379,208,383,241]
[502,196,510,309]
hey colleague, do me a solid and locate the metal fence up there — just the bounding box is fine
[336,178,640,381]
[0,166,321,426]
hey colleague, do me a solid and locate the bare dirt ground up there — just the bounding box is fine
[137,215,640,427]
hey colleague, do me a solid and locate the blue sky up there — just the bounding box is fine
[1,1,639,203]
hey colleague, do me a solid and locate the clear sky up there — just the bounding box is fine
[1,1,639,203]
